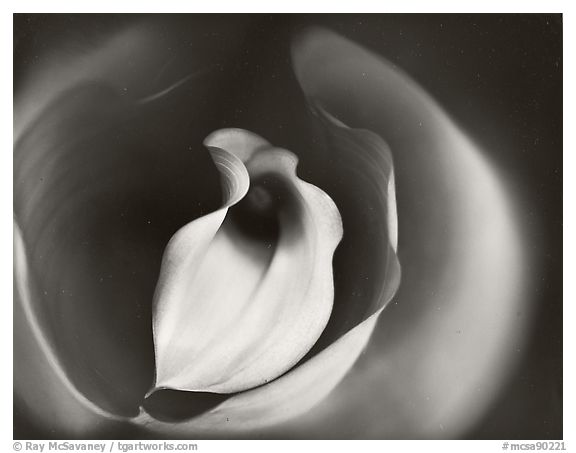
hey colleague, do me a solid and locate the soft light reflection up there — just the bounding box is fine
[14,26,160,142]
[13,223,118,435]
[14,21,534,439]
[290,28,532,438]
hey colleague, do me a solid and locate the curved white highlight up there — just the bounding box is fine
[13,223,126,432]
[137,70,209,105]
[151,129,344,395]
[13,24,165,436]
[13,21,533,439]
[289,28,531,438]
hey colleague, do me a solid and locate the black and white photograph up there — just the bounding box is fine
[10,10,566,444]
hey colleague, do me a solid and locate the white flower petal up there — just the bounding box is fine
[136,116,400,434]
[151,129,343,394]
[135,314,380,435]
[289,27,529,438]
[13,21,255,428]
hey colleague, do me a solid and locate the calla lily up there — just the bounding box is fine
[14,17,531,439]
[151,128,345,395]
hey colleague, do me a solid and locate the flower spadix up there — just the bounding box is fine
[151,129,343,394]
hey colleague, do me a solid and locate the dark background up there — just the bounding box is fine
[14,14,562,439]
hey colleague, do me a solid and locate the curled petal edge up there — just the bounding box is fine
[14,102,399,437]
[151,127,344,394]
[14,119,399,435]
[135,120,400,433]
[291,27,529,438]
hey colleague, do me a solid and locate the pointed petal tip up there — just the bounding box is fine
[144,384,176,399]
[151,133,345,396]
[144,388,157,399]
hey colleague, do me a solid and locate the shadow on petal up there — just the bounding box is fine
[14,82,223,417]
[151,129,343,396]
[133,116,400,436]
[142,390,230,423]
[289,27,529,439]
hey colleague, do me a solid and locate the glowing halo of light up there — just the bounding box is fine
[289,28,532,438]
[13,22,535,439]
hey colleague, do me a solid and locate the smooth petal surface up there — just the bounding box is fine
[152,129,344,394]
[14,223,121,436]
[14,18,254,430]
[136,117,400,434]
[287,28,529,438]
